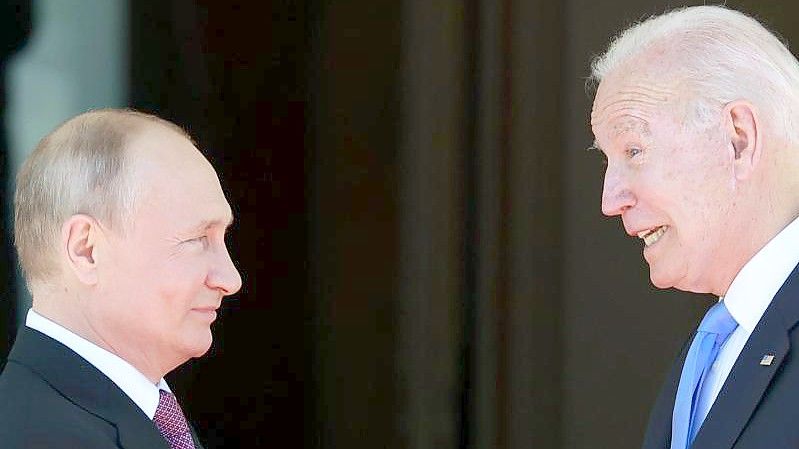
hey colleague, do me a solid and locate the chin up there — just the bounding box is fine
[649,269,677,290]
[649,266,698,292]
[182,330,214,358]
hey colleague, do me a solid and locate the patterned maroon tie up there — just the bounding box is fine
[153,389,197,449]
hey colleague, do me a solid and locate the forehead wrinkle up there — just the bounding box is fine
[591,77,675,124]
[592,94,668,125]
[621,84,672,96]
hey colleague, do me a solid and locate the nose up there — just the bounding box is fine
[601,165,636,217]
[207,244,243,296]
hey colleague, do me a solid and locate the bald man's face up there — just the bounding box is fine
[590,62,739,294]
[88,126,242,374]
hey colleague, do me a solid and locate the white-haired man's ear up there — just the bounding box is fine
[724,100,761,182]
[61,214,101,286]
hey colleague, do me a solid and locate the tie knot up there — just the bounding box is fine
[697,302,737,339]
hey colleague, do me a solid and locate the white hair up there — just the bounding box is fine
[589,5,799,142]
[14,109,190,286]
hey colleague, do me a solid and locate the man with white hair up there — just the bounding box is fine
[591,5,799,449]
[0,109,242,448]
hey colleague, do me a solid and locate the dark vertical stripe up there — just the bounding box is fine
[459,0,479,448]
[495,1,513,448]
[306,0,322,446]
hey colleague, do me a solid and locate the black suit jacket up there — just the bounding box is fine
[642,262,799,449]
[0,326,205,448]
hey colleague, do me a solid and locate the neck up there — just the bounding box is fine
[712,204,799,297]
[31,295,168,384]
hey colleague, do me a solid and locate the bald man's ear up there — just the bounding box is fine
[61,214,100,286]
[724,100,761,181]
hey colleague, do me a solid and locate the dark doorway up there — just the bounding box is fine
[130,2,309,447]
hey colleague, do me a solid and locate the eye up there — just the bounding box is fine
[184,236,209,247]
[627,147,642,158]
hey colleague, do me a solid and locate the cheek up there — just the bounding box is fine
[156,260,210,304]
[106,260,207,324]
[671,174,733,250]
[686,155,733,212]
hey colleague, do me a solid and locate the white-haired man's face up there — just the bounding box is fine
[590,60,746,295]
[85,125,242,379]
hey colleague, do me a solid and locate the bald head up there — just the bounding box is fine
[14,109,193,287]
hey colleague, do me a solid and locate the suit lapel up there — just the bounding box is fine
[9,327,171,449]
[190,424,206,449]
[692,264,799,449]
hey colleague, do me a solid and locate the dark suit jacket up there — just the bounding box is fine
[642,263,799,449]
[0,326,205,449]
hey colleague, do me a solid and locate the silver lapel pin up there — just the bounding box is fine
[760,354,775,366]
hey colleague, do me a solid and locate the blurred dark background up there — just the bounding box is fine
[0,1,797,448]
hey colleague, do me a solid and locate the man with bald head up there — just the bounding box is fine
[590,5,799,449]
[0,109,242,448]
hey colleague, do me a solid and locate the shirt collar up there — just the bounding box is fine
[25,308,171,419]
[723,216,799,333]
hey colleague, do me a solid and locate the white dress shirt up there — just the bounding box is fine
[695,216,799,424]
[25,309,170,419]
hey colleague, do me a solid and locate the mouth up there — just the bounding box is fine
[637,225,668,247]
[191,306,220,321]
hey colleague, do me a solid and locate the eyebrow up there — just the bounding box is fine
[590,118,651,153]
[612,118,650,138]
[189,216,235,234]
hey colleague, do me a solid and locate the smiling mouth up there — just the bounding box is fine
[637,225,668,247]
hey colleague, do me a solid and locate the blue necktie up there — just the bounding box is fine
[671,301,738,449]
